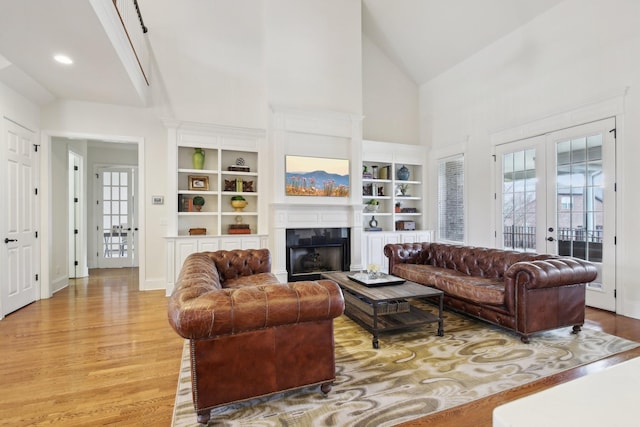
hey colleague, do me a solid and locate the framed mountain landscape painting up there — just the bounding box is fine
[285,155,350,197]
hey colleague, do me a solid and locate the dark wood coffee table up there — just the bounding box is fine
[322,272,444,348]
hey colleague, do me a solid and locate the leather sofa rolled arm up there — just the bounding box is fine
[383,242,427,273]
[505,258,598,290]
[168,279,345,340]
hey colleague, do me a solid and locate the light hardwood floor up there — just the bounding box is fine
[0,268,638,426]
[0,268,184,426]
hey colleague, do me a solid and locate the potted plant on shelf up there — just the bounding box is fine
[231,195,248,212]
[397,183,409,196]
[193,196,205,212]
[365,199,379,213]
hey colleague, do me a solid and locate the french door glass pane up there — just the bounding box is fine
[102,170,130,258]
[502,148,536,251]
[556,135,602,262]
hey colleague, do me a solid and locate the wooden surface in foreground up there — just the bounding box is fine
[0,268,183,426]
[0,268,638,426]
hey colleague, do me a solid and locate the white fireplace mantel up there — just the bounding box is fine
[270,202,363,282]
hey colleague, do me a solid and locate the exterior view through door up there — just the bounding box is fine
[496,118,616,311]
[96,167,138,268]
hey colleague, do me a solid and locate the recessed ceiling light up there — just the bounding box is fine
[54,54,73,65]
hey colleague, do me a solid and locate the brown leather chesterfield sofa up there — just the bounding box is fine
[167,249,345,425]
[384,242,597,343]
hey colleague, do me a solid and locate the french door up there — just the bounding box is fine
[496,118,616,311]
[95,166,138,268]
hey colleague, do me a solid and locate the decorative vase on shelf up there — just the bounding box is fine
[192,148,205,170]
[397,165,410,181]
[231,198,248,212]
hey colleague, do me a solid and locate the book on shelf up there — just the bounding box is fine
[228,224,250,230]
[179,195,193,212]
[228,228,251,234]
[365,227,383,231]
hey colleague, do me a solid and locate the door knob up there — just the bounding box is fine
[548,227,554,232]
[4,238,18,244]
[547,237,555,242]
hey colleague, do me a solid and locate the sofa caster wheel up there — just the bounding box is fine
[520,335,530,344]
[196,410,211,425]
[321,382,333,394]
[572,325,582,335]
[372,339,379,349]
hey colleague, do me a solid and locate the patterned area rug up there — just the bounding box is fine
[172,308,639,426]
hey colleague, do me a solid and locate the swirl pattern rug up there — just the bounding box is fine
[172,309,638,426]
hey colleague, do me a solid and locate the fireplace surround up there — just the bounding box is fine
[286,228,350,281]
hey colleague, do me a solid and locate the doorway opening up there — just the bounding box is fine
[43,133,145,298]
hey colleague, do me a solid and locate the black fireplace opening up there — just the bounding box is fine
[286,227,350,281]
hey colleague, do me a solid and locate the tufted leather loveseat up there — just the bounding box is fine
[384,242,597,343]
[168,249,345,424]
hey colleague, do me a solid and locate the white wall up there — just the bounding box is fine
[362,35,419,144]
[265,0,362,114]
[143,0,267,128]
[41,100,167,290]
[0,81,39,131]
[50,138,70,292]
[420,0,640,318]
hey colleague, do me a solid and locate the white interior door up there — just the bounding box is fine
[96,166,138,268]
[496,118,616,311]
[68,151,88,278]
[1,119,39,317]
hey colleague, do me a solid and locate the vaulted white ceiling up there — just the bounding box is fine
[362,0,564,84]
[0,0,565,106]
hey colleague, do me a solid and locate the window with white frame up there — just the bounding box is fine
[438,154,465,243]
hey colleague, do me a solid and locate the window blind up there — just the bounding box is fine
[438,155,464,242]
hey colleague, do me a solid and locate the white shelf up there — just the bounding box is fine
[178,212,218,216]
[170,127,265,237]
[220,171,258,177]
[362,140,426,233]
[221,212,257,216]
[178,190,218,195]
[178,168,218,174]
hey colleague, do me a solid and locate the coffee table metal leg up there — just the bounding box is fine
[437,293,444,336]
[372,303,379,348]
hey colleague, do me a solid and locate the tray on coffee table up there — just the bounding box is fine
[347,272,405,287]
